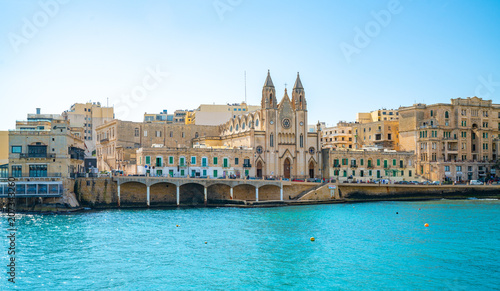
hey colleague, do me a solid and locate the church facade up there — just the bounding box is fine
[210,71,322,179]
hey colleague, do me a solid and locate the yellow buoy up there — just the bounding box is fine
[424,223,429,227]
[176,225,179,227]
[205,241,207,244]
[310,237,315,241]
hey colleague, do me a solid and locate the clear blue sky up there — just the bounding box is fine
[0,0,499,130]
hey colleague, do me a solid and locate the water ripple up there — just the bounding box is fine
[0,200,499,290]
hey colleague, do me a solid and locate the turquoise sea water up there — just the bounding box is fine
[1,199,499,290]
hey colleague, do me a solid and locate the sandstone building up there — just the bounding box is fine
[321,122,354,149]
[356,109,399,123]
[192,102,260,126]
[322,148,416,182]
[9,118,85,178]
[399,97,500,181]
[95,120,220,174]
[62,102,114,156]
[352,120,400,150]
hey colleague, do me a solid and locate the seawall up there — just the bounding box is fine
[299,184,500,202]
[74,178,500,208]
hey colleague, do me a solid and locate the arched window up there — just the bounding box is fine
[195,132,199,138]
[270,94,273,105]
[242,122,245,130]
[230,125,233,132]
[445,111,449,118]
[300,134,304,148]
[236,124,239,131]
[430,110,433,117]
[255,119,259,127]
[270,133,274,147]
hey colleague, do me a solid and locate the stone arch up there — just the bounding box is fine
[120,181,147,206]
[233,183,256,200]
[207,183,231,201]
[258,184,281,200]
[179,183,205,205]
[149,182,177,205]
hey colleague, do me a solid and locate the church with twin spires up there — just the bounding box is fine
[214,71,322,179]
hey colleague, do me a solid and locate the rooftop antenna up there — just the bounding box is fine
[107,97,109,107]
[244,71,247,104]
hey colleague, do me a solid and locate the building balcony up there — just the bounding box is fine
[19,153,56,159]
[243,163,252,168]
[350,164,358,168]
[7,173,62,179]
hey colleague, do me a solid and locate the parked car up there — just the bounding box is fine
[470,180,484,185]
[431,181,440,185]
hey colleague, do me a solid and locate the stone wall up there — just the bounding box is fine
[150,182,177,205]
[300,184,334,200]
[283,183,318,199]
[76,177,118,207]
[338,184,500,200]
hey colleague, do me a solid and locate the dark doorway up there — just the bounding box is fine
[309,161,315,179]
[284,158,291,179]
[256,161,263,178]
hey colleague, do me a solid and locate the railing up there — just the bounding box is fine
[69,173,88,178]
[243,163,252,168]
[0,181,63,197]
[19,153,56,159]
[7,173,62,178]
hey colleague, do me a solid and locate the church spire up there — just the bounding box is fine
[293,72,303,89]
[264,69,274,88]
[262,70,277,109]
[292,72,306,110]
